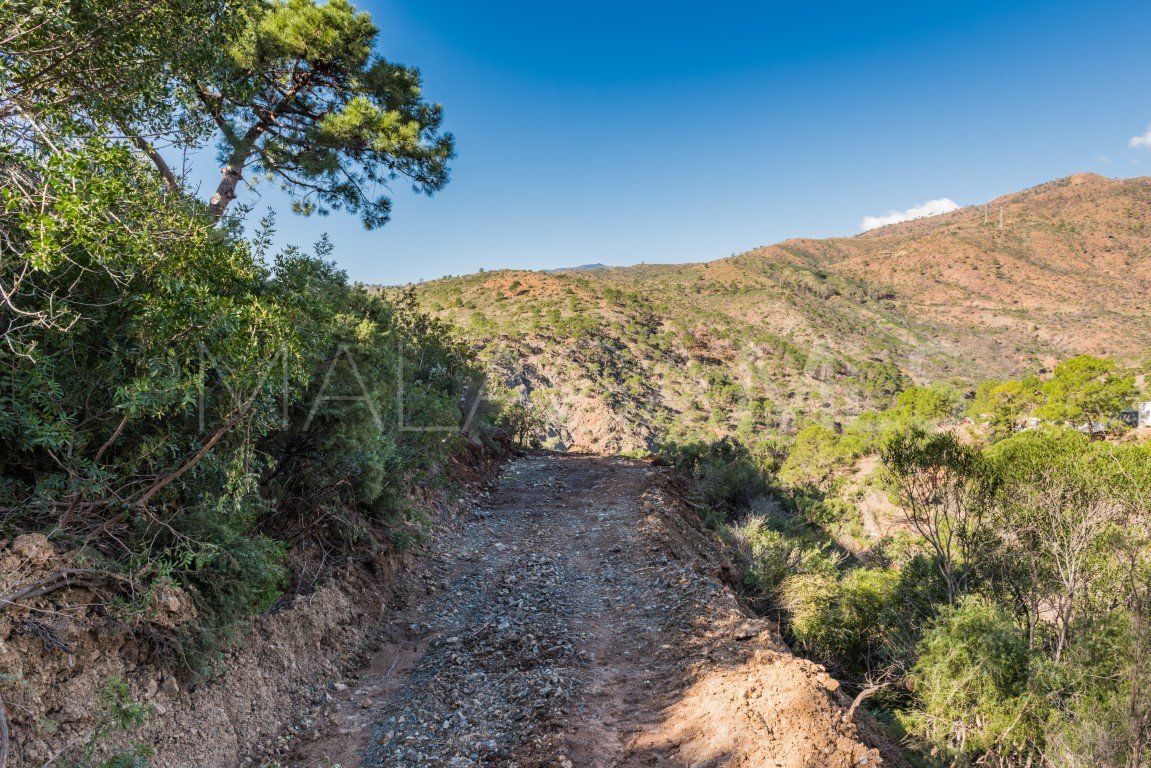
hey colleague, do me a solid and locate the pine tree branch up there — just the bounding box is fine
[120,127,179,192]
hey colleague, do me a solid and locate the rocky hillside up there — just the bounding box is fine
[411,173,1151,452]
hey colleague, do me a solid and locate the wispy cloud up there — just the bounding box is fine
[861,198,960,232]
[1129,125,1151,149]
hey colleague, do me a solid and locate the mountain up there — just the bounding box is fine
[545,263,609,272]
[411,173,1151,453]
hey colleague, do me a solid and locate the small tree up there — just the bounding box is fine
[882,427,999,605]
[970,376,1043,441]
[1037,355,1135,430]
[988,430,1131,660]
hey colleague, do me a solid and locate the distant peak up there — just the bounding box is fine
[1066,172,1108,185]
[546,263,607,273]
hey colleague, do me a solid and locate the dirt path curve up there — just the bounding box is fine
[285,454,885,768]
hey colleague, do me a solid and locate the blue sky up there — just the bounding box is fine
[194,0,1151,284]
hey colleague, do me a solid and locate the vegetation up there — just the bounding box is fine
[972,355,1136,439]
[411,170,1151,459]
[416,246,1151,768]
[691,358,1151,767]
[0,0,500,671]
[4,3,1150,767]
[1,0,453,226]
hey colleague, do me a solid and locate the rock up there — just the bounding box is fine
[160,675,180,697]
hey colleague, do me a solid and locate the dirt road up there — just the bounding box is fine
[286,454,885,768]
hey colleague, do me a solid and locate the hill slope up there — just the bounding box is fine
[412,173,1151,452]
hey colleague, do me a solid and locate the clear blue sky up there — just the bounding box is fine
[198,0,1151,285]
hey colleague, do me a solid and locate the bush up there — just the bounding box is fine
[902,597,1045,763]
[890,383,961,423]
[724,514,841,603]
[779,424,867,487]
[0,143,498,662]
[783,567,900,680]
[662,437,771,513]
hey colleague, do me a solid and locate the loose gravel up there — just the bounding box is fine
[284,453,888,768]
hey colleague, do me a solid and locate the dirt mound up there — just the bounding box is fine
[631,647,874,768]
[624,474,889,768]
[0,540,403,767]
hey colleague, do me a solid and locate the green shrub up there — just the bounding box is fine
[779,423,867,487]
[0,143,498,662]
[725,514,841,602]
[662,437,770,513]
[902,597,1045,763]
[783,567,900,679]
[890,383,961,423]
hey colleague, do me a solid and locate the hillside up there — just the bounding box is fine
[412,173,1151,452]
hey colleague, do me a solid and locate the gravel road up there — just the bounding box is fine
[285,453,886,768]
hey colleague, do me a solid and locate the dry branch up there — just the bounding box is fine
[843,678,888,723]
[0,569,131,612]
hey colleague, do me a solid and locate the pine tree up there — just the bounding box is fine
[193,0,454,227]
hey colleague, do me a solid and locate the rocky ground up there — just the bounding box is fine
[284,453,887,768]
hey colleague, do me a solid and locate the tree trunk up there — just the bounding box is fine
[209,164,244,218]
[198,70,309,220]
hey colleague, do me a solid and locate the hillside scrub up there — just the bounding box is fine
[0,0,500,679]
[414,172,1151,459]
[677,361,1151,768]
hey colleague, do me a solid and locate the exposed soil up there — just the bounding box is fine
[285,453,886,768]
[0,446,508,768]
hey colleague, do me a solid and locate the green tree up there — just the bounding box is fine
[1037,355,1135,428]
[904,597,1045,764]
[985,429,1130,659]
[0,0,228,153]
[0,0,455,228]
[970,376,1043,440]
[778,423,866,488]
[0,142,300,638]
[194,0,455,225]
[783,567,901,680]
[890,383,960,423]
[882,427,999,605]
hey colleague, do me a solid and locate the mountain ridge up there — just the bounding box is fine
[411,172,1151,452]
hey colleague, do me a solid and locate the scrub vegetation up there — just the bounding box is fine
[3,2,1151,767]
[0,0,504,670]
[693,359,1151,768]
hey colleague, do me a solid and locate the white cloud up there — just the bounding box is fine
[860,198,960,232]
[1129,126,1151,149]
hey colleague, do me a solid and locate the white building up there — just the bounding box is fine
[1140,402,1151,428]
